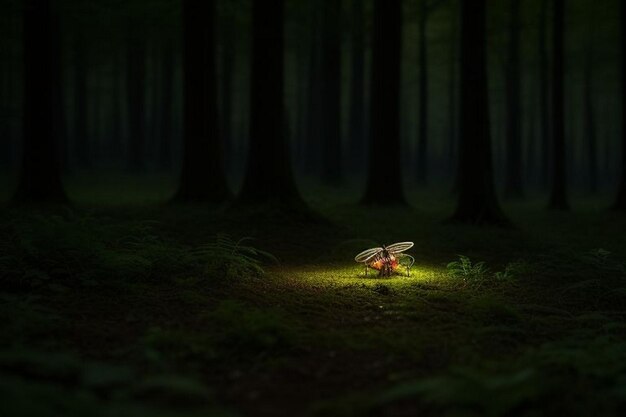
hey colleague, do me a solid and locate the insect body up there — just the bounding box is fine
[354,242,415,277]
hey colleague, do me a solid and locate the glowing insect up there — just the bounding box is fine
[354,242,415,277]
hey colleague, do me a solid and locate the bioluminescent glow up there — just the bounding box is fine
[354,242,415,277]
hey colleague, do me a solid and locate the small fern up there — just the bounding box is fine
[191,235,277,281]
[447,255,489,282]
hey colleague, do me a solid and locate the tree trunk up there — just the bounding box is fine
[447,5,458,183]
[237,0,303,205]
[158,38,174,172]
[126,17,146,172]
[583,53,598,194]
[449,0,507,224]
[416,1,429,185]
[548,0,569,210]
[320,0,342,185]
[148,43,161,166]
[175,0,231,202]
[504,0,523,198]
[111,48,124,165]
[73,22,89,169]
[526,75,538,184]
[304,2,322,175]
[361,0,405,205]
[220,19,235,177]
[14,0,67,203]
[539,0,550,188]
[348,0,365,178]
[614,0,626,209]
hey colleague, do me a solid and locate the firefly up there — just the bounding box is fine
[354,242,415,277]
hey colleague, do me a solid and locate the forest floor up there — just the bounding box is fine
[2,179,626,416]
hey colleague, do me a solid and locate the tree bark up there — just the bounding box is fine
[614,0,626,209]
[538,0,550,188]
[126,16,146,172]
[361,0,405,205]
[14,0,67,203]
[220,17,235,176]
[348,0,365,178]
[237,0,303,205]
[449,0,507,224]
[504,0,523,198]
[320,0,342,185]
[175,0,231,202]
[158,37,174,172]
[548,0,569,210]
[304,2,322,175]
[583,53,598,193]
[111,48,124,165]
[73,21,89,169]
[416,1,429,185]
[448,3,460,192]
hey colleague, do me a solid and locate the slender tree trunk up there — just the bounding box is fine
[295,32,310,172]
[539,0,550,188]
[416,1,429,185]
[93,66,103,165]
[526,75,538,185]
[447,8,458,179]
[111,48,124,165]
[238,0,303,206]
[73,22,89,169]
[175,0,231,202]
[1,12,13,168]
[220,21,235,176]
[320,0,342,185]
[449,0,507,224]
[504,0,523,198]
[304,2,322,175]
[361,0,405,205]
[348,0,365,179]
[583,53,598,193]
[126,17,146,172]
[14,0,67,203]
[548,0,569,210]
[148,43,161,165]
[158,38,174,171]
[614,0,626,209]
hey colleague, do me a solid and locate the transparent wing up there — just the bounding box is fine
[355,247,383,263]
[386,241,414,254]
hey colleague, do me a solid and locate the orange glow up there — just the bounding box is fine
[369,255,399,271]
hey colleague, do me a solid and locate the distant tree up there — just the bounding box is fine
[615,0,626,210]
[175,0,230,202]
[582,49,598,194]
[416,0,447,185]
[158,37,174,171]
[503,0,523,198]
[449,0,507,224]
[348,0,366,177]
[361,0,405,205]
[237,0,304,205]
[320,0,342,185]
[548,0,569,210]
[447,3,459,181]
[219,7,236,176]
[73,20,89,168]
[538,0,550,188]
[126,14,146,172]
[14,0,67,203]
[303,1,322,174]
[111,49,124,164]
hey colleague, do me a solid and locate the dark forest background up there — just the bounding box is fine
[4,1,626,416]
[1,0,625,214]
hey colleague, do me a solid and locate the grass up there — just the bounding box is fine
[1,181,626,416]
